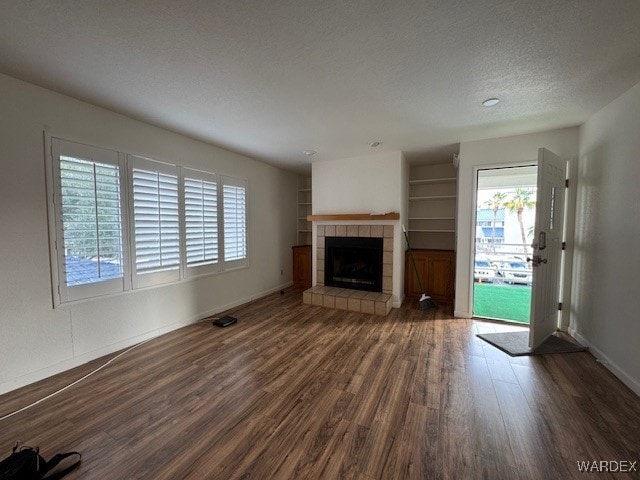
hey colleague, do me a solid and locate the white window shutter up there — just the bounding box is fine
[50,138,127,303]
[221,176,247,268]
[183,169,220,276]
[129,155,180,288]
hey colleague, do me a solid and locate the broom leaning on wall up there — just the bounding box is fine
[402,225,437,310]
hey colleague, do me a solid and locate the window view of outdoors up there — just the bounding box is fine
[474,167,537,324]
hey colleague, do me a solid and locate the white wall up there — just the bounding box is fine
[0,73,298,394]
[312,151,405,215]
[572,81,640,396]
[312,151,407,306]
[455,128,579,318]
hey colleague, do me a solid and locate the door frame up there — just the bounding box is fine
[468,161,537,322]
[468,158,578,330]
[559,155,579,331]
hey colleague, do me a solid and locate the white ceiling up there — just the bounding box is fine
[1,1,639,172]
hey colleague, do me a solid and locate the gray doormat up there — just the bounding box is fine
[476,331,587,356]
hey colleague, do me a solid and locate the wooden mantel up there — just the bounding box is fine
[307,212,400,221]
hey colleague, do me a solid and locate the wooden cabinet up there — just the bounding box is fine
[405,249,455,304]
[292,245,312,287]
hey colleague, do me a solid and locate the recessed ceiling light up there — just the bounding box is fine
[368,141,382,147]
[482,98,500,107]
[302,150,316,156]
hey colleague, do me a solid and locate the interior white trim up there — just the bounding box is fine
[468,161,536,318]
[569,328,640,397]
[0,281,292,396]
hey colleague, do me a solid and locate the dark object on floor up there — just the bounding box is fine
[0,442,81,480]
[402,225,437,310]
[212,315,237,327]
[477,331,586,356]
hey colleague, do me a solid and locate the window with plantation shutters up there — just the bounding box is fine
[183,169,219,276]
[47,136,250,305]
[49,138,128,303]
[222,176,248,267]
[129,155,180,288]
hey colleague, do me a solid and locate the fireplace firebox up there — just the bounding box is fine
[324,236,383,292]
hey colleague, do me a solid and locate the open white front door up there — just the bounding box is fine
[529,148,567,348]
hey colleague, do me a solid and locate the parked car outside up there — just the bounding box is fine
[474,259,495,283]
[498,259,532,285]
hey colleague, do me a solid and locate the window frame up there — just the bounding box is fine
[128,154,181,289]
[46,134,250,306]
[47,137,131,305]
[221,175,249,271]
[181,167,222,278]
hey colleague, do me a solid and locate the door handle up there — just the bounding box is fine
[538,231,546,250]
[527,255,547,267]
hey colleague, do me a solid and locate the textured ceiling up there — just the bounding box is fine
[1,0,639,172]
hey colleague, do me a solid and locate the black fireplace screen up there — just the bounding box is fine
[324,236,383,292]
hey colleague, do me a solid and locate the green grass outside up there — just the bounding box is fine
[473,282,531,324]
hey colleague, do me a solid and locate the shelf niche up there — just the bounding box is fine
[408,162,457,250]
[297,176,312,245]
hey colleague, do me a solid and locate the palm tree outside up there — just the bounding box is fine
[504,188,536,254]
[483,192,506,253]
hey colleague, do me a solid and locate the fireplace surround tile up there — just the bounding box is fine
[371,225,383,238]
[383,276,393,293]
[335,296,348,310]
[302,285,393,316]
[358,225,371,237]
[349,290,367,299]
[347,225,359,237]
[303,291,311,304]
[361,299,375,314]
[310,222,395,315]
[347,297,361,312]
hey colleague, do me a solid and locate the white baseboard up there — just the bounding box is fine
[569,327,640,398]
[454,310,472,319]
[0,328,162,396]
[0,281,293,396]
[195,282,293,321]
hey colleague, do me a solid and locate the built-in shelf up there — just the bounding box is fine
[307,212,400,221]
[409,195,456,201]
[408,162,457,250]
[409,177,456,185]
[297,176,312,245]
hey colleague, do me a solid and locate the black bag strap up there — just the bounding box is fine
[42,452,81,480]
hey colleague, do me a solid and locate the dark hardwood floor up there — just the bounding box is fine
[1,288,639,479]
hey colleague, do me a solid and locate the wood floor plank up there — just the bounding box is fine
[0,288,638,479]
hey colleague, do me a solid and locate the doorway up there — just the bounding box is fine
[473,165,537,324]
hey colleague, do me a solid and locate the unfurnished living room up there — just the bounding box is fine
[0,1,639,479]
